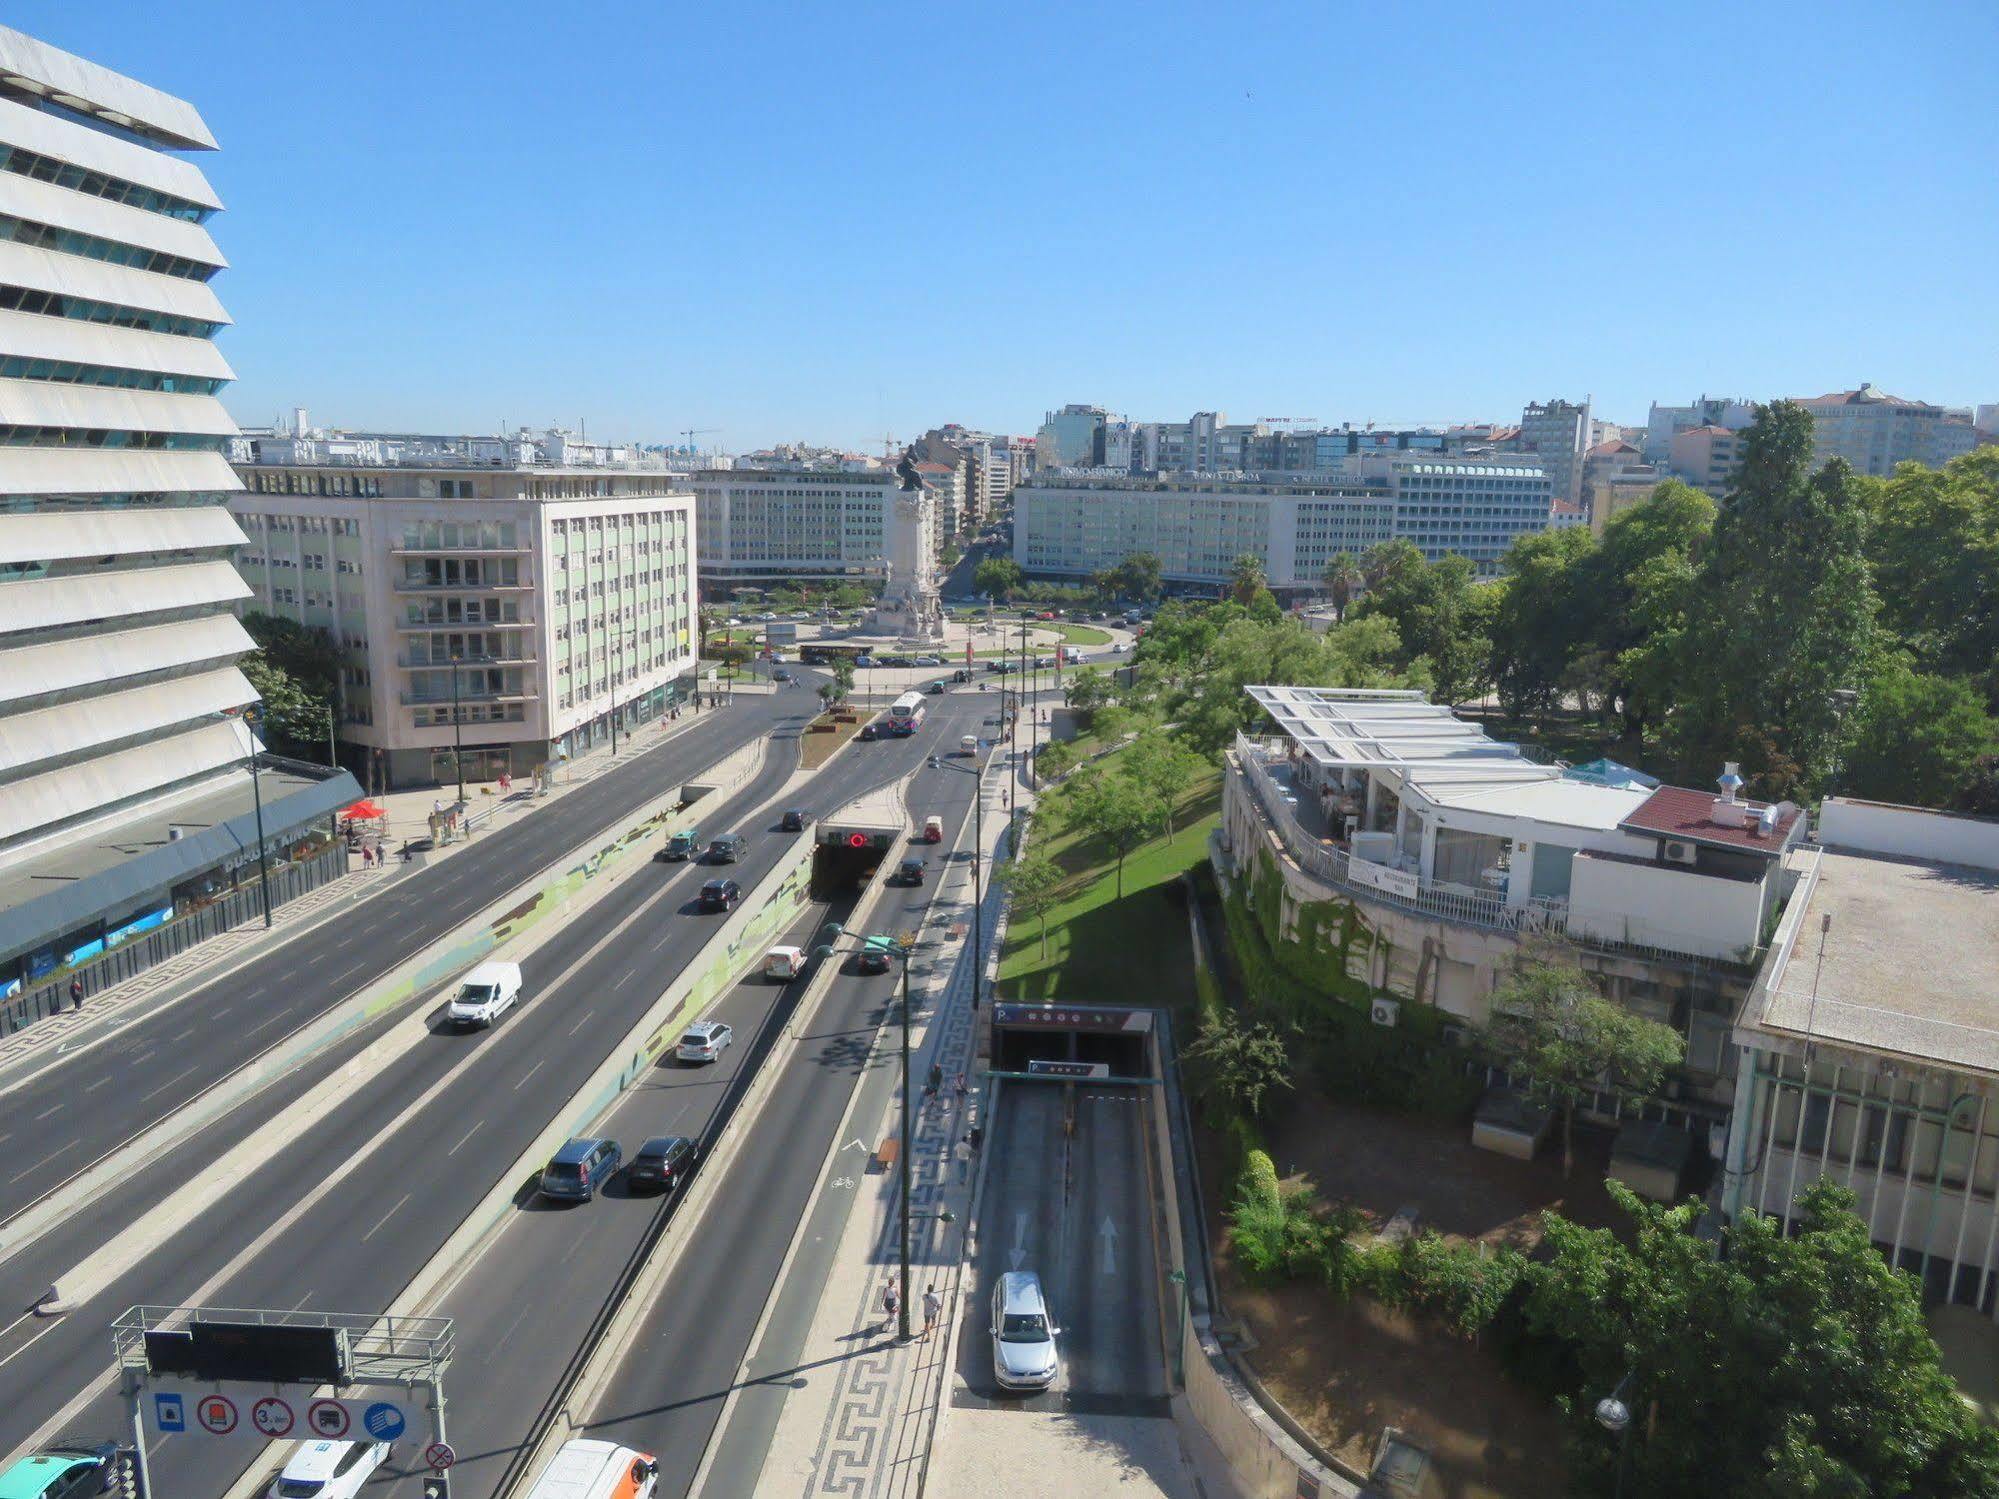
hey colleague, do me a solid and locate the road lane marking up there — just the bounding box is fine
[246,1012,288,1037]
[139,1063,202,1104]
[567,1010,596,1036]
[359,1192,412,1243]
[131,1049,155,1065]
[33,1103,61,1121]
[7,1142,76,1183]
[446,1122,482,1156]
[514,1059,545,1091]
[334,961,369,986]
[169,1027,195,1042]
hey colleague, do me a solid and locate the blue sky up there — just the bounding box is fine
[17,1,1995,446]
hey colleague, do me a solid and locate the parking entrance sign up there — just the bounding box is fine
[152,1394,185,1433]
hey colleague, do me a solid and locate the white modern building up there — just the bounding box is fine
[1795,384,1981,476]
[0,26,356,1001]
[1642,395,1756,464]
[691,466,894,587]
[1724,799,1999,1309]
[1013,455,1553,589]
[1035,403,1124,469]
[233,436,696,789]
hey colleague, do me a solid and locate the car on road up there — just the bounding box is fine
[446,960,522,1028]
[697,877,742,912]
[780,808,808,832]
[540,1137,623,1203]
[1,1443,119,1499]
[707,833,748,863]
[677,1019,734,1063]
[764,944,808,980]
[1110,641,1127,653]
[1034,655,1055,668]
[854,945,893,975]
[657,828,701,861]
[790,609,813,619]
[925,679,947,694]
[855,654,876,667]
[960,734,979,756]
[858,722,880,741]
[914,655,943,666]
[757,611,777,621]
[952,667,972,682]
[266,1441,393,1499]
[895,856,926,886]
[521,1440,659,1499]
[923,815,944,843]
[626,1136,696,1195]
[772,668,792,683]
[990,1271,1060,1390]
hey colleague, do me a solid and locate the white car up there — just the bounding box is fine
[267,1440,391,1499]
[1110,641,1128,653]
[677,1019,734,1064]
[991,1271,1060,1391]
[447,960,522,1028]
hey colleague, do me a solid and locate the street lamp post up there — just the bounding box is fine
[448,651,466,808]
[610,616,622,756]
[243,707,273,929]
[1595,1372,1636,1499]
[925,753,986,1011]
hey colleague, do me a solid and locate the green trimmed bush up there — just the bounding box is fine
[1240,1148,1280,1209]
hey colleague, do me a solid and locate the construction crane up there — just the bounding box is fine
[679,427,719,457]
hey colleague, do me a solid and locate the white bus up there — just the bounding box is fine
[887,691,926,735]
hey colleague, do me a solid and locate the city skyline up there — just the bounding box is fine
[10,0,1993,449]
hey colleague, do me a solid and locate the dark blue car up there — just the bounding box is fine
[539,1137,622,1203]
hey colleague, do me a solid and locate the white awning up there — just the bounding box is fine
[0,612,252,707]
[0,238,230,326]
[0,307,234,382]
[0,716,251,847]
[0,665,254,777]
[0,446,240,497]
[0,170,226,270]
[0,504,245,566]
[0,559,249,633]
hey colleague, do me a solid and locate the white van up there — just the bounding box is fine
[447,960,522,1028]
[521,1439,659,1499]
[764,945,807,981]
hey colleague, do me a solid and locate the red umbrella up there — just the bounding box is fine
[342,799,388,821]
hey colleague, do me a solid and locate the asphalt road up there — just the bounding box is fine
[953,1081,1168,1415]
[0,686,968,1483]
[0,692,798,1235]
[556,700,992,1499]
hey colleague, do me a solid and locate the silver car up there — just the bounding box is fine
[990,1271,1059,1390]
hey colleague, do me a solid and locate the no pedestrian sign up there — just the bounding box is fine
[425,1442,456,1472]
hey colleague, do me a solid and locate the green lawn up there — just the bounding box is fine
[1052,622,1112,646]
[997,765,1220,1011]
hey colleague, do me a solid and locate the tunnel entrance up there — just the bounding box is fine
[989,1002,1155,1081]
[812,826,896,896]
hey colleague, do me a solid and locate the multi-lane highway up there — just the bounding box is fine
[0,683,994,1499]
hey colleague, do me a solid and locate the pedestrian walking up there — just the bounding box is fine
[954,1135,972,1182]
[69,978,84,1011]
[921,1285,943,1340]
[880,1280,900,1333]
[928,1061,944,1096]
[953,1072,969,1104]
[967,1123,983,1152]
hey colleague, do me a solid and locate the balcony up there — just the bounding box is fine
[397,652,534,669]
[399,686,538,706]
[391,576,533,593]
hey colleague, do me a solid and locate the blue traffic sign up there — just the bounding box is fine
[362,1402,407,1442]
[154,1393,185,1433]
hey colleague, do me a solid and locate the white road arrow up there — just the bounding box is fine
[1009,1211,1029,1271]
[1098,1215,1118,1276]
[841,1138,868,1153]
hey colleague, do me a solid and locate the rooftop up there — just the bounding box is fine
[1747,848,1999,1073]
[1797,383,1929,410]
[1621,785,1801,855]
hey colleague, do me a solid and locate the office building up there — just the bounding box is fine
[1795,384,1981,476]
[691,465,895,587]
[233,431,696,789]
[1642,396,1756,464]
[1014,454,1552,589]
[1669,424,1743,499]
[1517,397,1591,507]
[1724,799,1999,1307]
[1034,403,1123,469]
[0,26,356,1003]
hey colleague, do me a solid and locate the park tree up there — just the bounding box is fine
[974,555,1023,600]
[1127,729,1203,840]
[1489,526,1597,718]
[1183,1008,1292,1122]
[1523,1179,1999,1498]
[1354,546,1493,705]
[1842,664,1997,808]
[1321,551,1362,621]
[1064,764,1158,898]
[1484,958,1682,1176]
[240,653,333,762]
[1000,852,1063,958]
[1668,402,1877,796]
[1581,481,1716,739]
[828,658,855,702]
[242,611,341,700]
[1863,447,1999,681]
[1109,551,1165,602]
[1228,552,1269,607]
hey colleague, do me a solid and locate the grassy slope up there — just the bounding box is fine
[997,765,1221,1011]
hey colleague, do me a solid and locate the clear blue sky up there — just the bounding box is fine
[17,1,1995,446]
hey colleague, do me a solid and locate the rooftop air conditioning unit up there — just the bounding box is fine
[1663,839,1698,865]
[1370,997,1400,1028]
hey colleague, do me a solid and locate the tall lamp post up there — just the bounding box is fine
[610,615,622,756]
[448,651,466,808]
[924,751,987,1011]
[242,706,273,928]
[1595,1372,1636,1499]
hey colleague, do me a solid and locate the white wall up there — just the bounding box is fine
[1819,797,1999,873]
[1567,852,1764,960]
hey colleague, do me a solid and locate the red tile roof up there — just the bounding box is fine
[1620,786,1802,854]
[1797,385,1920,409]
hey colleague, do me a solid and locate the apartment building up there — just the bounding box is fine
[1581,439,1667,533]
[1643,395,1755,463]
[691,466,893,586]
[1668,424,1742,499]
[1795,384,1981,475]
[1013,454,1552,589]
[0,26,357,1001]
[1517,397,1591,507]
[233,435,695,790]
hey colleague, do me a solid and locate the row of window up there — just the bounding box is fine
[0,143,214,222]
[0,210,218,281]
[242,551,361,575]
[0,355,223,395]
[404,557,522,588]
[0,424,223,450]
[404,597,520,626]
[413,702,523,726]
[2,489,223,514]
[247,472,385,497]
[248,514,361,536]
[0,281,221,338]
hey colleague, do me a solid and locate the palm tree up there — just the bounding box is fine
[1321,552,1361,621]
[1228,552,1268,606]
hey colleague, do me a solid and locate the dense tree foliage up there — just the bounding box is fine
[1525,1179,1999,1498]
[974,556,1023,599]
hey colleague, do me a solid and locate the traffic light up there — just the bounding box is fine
[423,1478,450,1499]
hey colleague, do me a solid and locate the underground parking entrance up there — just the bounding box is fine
[812,824,897,896]
[987,1001,1156,1081]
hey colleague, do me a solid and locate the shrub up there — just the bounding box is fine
[1239,1147,1280,1209]
[1360,1231,1528,1340]
[1230,1180,1329,1284]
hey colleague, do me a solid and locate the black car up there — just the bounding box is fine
[859,722,879,741]
[707,833,748,863]
[772,668,792,683]
[780,808,807,832]
[896,857,926,887]
[925,680,947,695]
[855,947,893,975]
[627,1135,697,1194]
[698,878,743,912]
